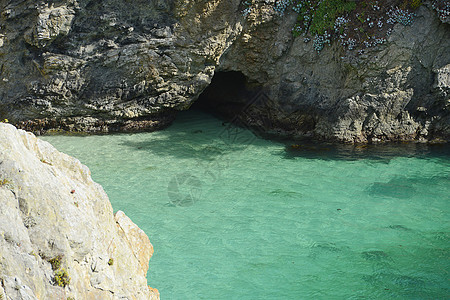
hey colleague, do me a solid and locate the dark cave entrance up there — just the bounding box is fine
[191,70,317,141]
[191,71,259,121]
[191,70,286,138]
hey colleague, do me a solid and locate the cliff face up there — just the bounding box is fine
[218,1,450,143]
[0,0,243,133]
[0,123,159,299]
[0,0,449,142]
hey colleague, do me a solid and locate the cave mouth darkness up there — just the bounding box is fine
[191,70,317,142]
[191,71,252,118]
[192,70,259,122]
[191,70,289,141]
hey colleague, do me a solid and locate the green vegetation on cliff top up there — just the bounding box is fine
[242,0,449,53]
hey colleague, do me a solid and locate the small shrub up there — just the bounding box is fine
[0,179,12,189]
[309,0,356,35]
[54,269,70,287]
[411,0,422,9]
[49,256,62,270]
[403,0,422,9]
[108,258,114,266]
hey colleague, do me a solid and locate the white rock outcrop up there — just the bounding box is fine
[0,123,159,299]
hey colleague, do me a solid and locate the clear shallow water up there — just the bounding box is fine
[42,110,449,299]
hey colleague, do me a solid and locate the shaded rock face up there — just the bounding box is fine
[0,0,449,142]
[0,123,159,299]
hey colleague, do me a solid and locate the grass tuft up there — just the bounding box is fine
[54,269,70,287]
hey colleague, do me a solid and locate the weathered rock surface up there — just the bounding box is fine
[204,1,450,143]
[0,0,449,142]
[0,123,159,299]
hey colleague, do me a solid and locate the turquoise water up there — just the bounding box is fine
[42,110,449,299]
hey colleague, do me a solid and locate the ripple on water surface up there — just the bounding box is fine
[42,110,450,299]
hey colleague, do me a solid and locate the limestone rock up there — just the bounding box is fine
[0,123,159,299]
[114,211,154,277]
[24,3,76,48]
[433,64,450,98]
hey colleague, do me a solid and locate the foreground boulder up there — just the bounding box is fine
[0,123,159,299]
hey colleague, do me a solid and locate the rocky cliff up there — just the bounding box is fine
[0,123,159,299]
[0,0,449,142]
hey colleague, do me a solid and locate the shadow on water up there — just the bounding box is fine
[119,109,272,160]
[367,174,449,199]
[120,132,226,160]
[111,108,450,163]
[367,177,418,199]
[119,126,259,161]
[281,142,450,162]
[118,108,450,162]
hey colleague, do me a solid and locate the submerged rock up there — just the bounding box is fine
[368,178,417,199]
[387,225,412,231]
[0,123,159,299]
